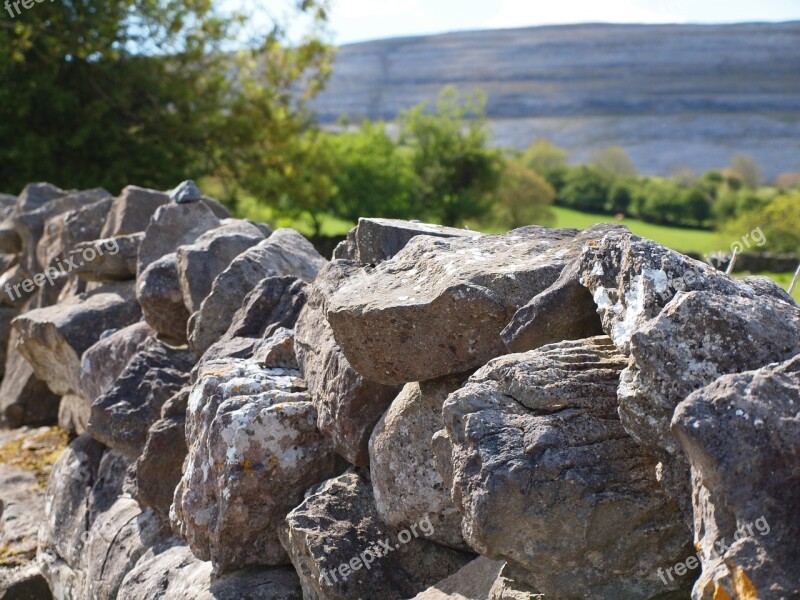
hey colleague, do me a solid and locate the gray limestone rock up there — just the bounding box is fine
[327,226,582,385]
[369,375,469,550]
[170,180,203,204]
[171,359,336,572]
[295,261,400,466]
[136,252,190,341]
[672,355,800,600]
[188,229,325,356]
[279,471,473,600]
[99,185,169,238]
[13,282,142,397]
[440,337,693,598]
[72,233,142,282]
[88,336,195,460]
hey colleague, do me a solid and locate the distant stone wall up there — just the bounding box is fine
[0,188,798,599]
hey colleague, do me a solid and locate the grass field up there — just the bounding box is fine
[550,207,721,254]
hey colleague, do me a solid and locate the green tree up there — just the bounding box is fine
[326,122,419,224]
[0,1,331,197]
[559,166,612,212]
[607,181,633,214]
[681,188,712,227]
[398,87,502,226]
[590,146,637,177]
[720,192,800,254]
[492,162,555,229]
[522,139,568,176]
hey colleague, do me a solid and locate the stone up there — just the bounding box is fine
[197,276,307,363]
[0,564,53,599]
[136,201,222,275]
[0,219,20,256]
[77,321,153,404]
[0,266,33,309]
[118,540,303,600]
[72,233,142,281]
[411,556,504,600]
[0,306,19,378]
[58,394,91,436]
[440,337,693,598]
[171,359,335,572]
[577,231,784,356]
[672,355,800,600]
[488,564,545,600]
[99,185,170,238]
[15,188,110,274]
[0,328,60,428]
[369,375,469,550]
[327,226,583,385]
[37,195,113,270]
[619,290,800,458]
[295,261,400,466]
[15,182,69,214]
[132,412,187,517]
[279,471,472,600]
[170,180,203,204]
[175,220,265,313]
[501,258,604,353]
[80,498,166,600]
[13,282,142,396]
[0,254,17,274]
[136,252,190,341]
[89,336,195,460]
[38,435,107,569]
[350,218,482,265]
[253,327,297,369]
[188,229,325,356]
[0,463,44,567]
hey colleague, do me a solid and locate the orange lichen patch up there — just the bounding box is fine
[242,459,256,476]
[733,567,757,599]
[713,584,733,600]
[0,427,68,488]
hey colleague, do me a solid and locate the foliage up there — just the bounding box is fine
[325,122,419,224]
[558,166,612,212]
[590,146,637,177]
[720,192,800,254]
[522,139,568,177]
[491,162,555,229]
[398,87,502,226]
[0,0,331,196]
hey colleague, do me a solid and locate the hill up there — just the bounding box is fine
[312,22,800,179]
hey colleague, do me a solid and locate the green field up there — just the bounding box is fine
[550,207,722,254]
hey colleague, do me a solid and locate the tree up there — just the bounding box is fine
[729,155,762,188]
[681,188,712,227]
[720,192,800,254]
[326,122,419,225]
[398,87,502,226]
[559,166,612,212]
[522,139,568,176]
[608,182,633,214]
[590,146,637,177]
[493,163,555,229]
[0,1,331,197]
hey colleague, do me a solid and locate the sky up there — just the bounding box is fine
[324,0,800,44]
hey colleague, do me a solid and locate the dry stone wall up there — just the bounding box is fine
[0,184,797,600]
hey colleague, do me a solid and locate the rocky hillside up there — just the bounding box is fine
[0,182,798,598]
[312,22,800,178]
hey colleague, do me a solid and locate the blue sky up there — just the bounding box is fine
[325,0,800,44]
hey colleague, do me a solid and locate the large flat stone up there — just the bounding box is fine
[327,226,581,385]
